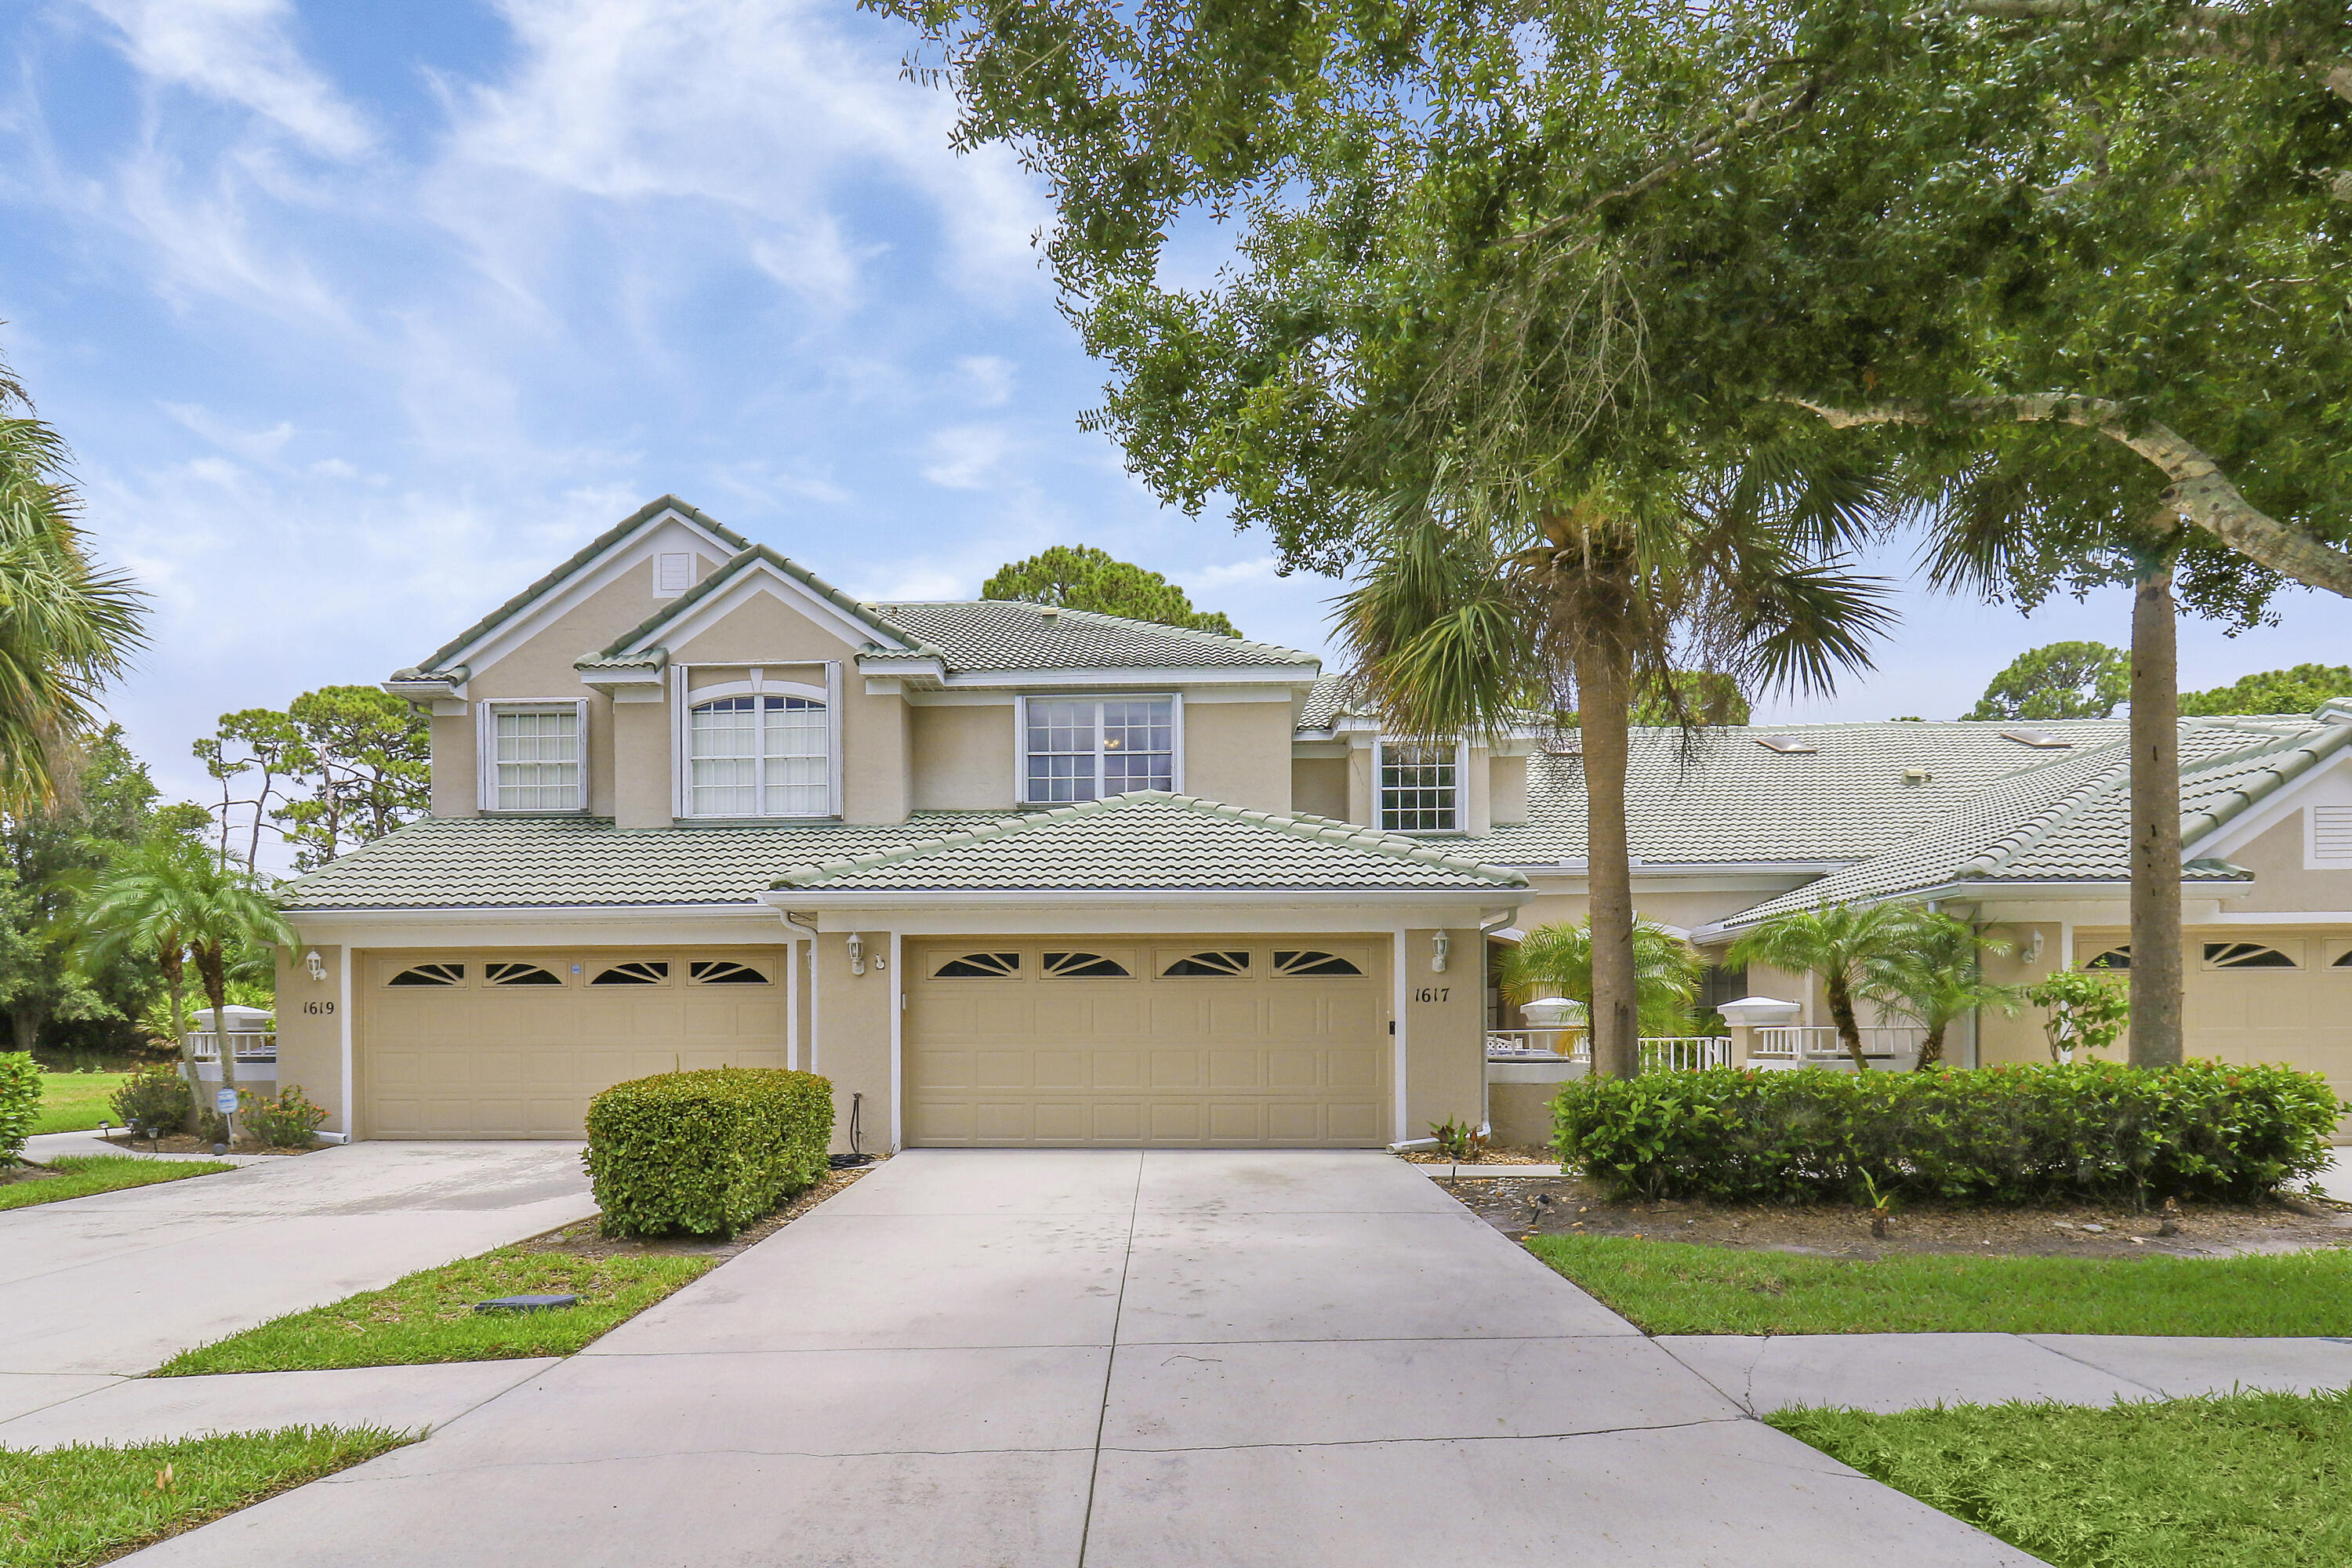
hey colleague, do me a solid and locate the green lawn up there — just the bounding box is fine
[157,1247,716,1375]
[30,1072,132,1135]
[0,1156,234,1214]
[1774,1388,2352,1568]
[1527,1233,2352,1336]
[0,1426,409,1568]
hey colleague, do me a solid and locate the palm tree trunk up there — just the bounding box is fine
[2129,554,2185,1069]
[198,945,237,1141]
[1915,1021,1946,1072]
[1827,970,1867,1071]
[1575,638,1640,1079]
[162,948,197,1133]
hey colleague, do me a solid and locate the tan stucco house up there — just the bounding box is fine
[273,496,2352,1149]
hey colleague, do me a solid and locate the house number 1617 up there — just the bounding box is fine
[1413,987,1449,1004]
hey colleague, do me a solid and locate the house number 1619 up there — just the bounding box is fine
[1413,987,1449,1004]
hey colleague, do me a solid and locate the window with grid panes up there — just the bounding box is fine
[1023,698,1174,802]
[492,706,582,811]
[1378,742,1458,832]
[689,695,829,816]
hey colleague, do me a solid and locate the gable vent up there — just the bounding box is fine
[1753,735,1817,754]
[655,552,695,597]
[2002,728,2071,749]
[2316,806,2352,862]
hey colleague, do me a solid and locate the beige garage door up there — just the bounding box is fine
[905,939,1388,1147]
[2184,934,2352,1100]
[361,949,789,1138]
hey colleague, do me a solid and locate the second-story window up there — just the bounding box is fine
[690,695,828,817]
[1377,741,1459,833]
[488,703,584,811]
[1023,698,1175,803]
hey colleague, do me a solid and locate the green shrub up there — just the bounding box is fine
[585,1069,833,1239]
[242,1085,329,1148]
[110,1063,191,1134]
[1554,1060,2343,1206]
[0,1051,39,1163]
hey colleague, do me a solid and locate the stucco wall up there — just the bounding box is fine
[430,713,476,818]
[910,703,1016,811]
[1490,754,1529,826]
[2217,812,2352,913]
[1290,757,1348,821]
[1403,927,1486,1138]
[1183,701,1294,814]
[273,942,348,1135]
[810,929,896,1155]
[610,701,671,829]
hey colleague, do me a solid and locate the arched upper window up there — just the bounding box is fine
[689,695,827,817]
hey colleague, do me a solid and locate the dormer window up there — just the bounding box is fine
[480,701,587,813]
[1377,740,1462,833]
[1018,696,1178,804]
[689,695,829,817]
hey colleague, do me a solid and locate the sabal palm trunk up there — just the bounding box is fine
[2129,555,2185,1068]
[1575,638,1640,1078]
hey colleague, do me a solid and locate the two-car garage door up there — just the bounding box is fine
[361,949,789,1138]
[903,939,1389,1147]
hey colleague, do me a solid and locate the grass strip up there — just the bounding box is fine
[30,1073,132,1136]
[1772,1388,2352,1568]
[1527,1232,2352,1336]
[0,1156,234,1214]
[0,1425,410,1568]
[156,1247,716,1374]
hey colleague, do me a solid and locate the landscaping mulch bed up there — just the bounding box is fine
[514,1156,884,1263]
[90,1133,324,1158]
[1398,1145,1556,1166]
[1425,1163,2352,1260]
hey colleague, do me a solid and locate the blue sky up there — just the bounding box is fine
[2,0,2344,828]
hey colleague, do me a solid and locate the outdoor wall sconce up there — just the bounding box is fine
[303,949,327,982]
[848,933,866,976]
[2021,931,2045,964]
[1432,931,1451,973]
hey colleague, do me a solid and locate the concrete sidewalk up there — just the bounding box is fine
[0,1141,593,1376]
[0,1360,557,1450]
[121,1150,2039,1567]
[1665,1331,2352,1414]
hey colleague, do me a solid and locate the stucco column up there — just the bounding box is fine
[1402,927,1484,1138]
[811,929,896,1154]
[611,699,672,828]
[273,941,351,1136]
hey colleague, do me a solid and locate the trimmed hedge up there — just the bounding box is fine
[585,1069,834,1238]
[1554,1061,2343,1206]
[0,1051,38,1163]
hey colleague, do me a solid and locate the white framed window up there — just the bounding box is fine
[1017,695,1179,804]
[478,701,587,813]
[1376,739,1463,833]
[689,695,829,817]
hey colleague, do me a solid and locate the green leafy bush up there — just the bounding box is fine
[0,1051,39,1163]
[242,1085,329,1148]
[109,1063,191,1134]
[585,1069,833,1239]
[1554,1061,2343,1206]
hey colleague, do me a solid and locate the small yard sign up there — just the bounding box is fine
[215,1088,238,1114]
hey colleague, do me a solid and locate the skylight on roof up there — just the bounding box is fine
[1752,735,1817,754]
[2002,729,2072,749]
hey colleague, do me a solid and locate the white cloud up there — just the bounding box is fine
[920,424,1011,491]
[954,354,1015,408]
[1189,555,1281,588]
[81,0,373,158]
[162,401,293,463]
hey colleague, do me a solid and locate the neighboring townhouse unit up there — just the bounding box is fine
[273,496,2352,1149]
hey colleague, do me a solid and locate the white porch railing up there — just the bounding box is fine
[1485,1030,1731,1070]
[1750,1025,1924,1066]
[186,1031,278,1063]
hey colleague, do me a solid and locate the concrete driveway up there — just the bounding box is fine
[125,1149,2033,1566]
[0,1141,593,1388]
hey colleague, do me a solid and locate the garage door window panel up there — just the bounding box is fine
[2084,947,2131,971]
[486,962,565,986]
[2204,942,2299,969]
[590,961,670,986]
[935,952,1022,978]
[1274,949,1364,977]
[1162,950,1250,978]
[688,959,771,985]
[387,963,466,986]
[1044,951,1131,978]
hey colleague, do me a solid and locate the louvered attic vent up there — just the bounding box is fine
[2002,729,2072,748]
[1753,735,1817,754]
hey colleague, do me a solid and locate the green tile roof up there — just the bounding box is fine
[776,791,1524,892]
[866,601,1318,673]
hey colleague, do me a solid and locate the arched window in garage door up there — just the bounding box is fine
[2203,942,2298,969]
[387,963,466,986]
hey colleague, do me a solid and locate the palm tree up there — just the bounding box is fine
[1858,910,2021,1071]
[1503,917,1703,1039]
[1726,902,1927,1071]
[74,837,203,1075]
[79,841,292,1135]
[1337,449,1893,1076]
[0,350,147,809]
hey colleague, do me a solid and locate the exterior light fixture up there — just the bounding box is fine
[1432,932,1451,973]
[847,933,866,976]
[303,949,327,982]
